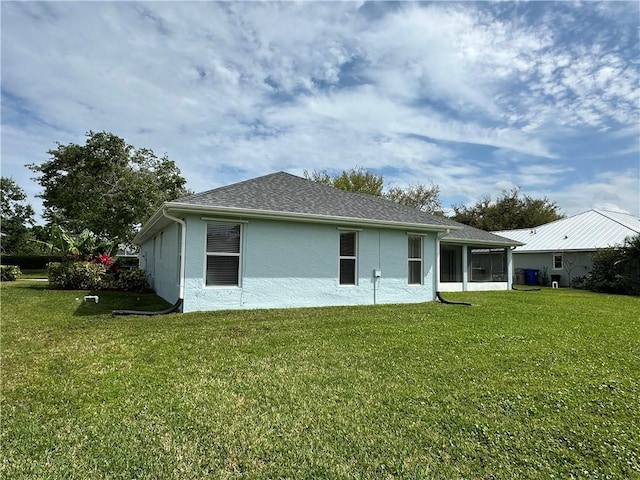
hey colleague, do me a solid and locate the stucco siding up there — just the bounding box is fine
[139,221,181,303]
[513,251,593,286]
[243,221,336,280]
[180,217,437,312]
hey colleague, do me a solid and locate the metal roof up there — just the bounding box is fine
[494,209,640,252]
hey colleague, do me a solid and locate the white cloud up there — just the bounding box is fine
[1,1,638,223]
[552,169,640,216]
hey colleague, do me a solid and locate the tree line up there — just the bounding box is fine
[303,166,563,230]
[2,131,563,255]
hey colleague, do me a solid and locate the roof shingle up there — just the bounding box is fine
[162,171,518,246]
[173,171,458,227]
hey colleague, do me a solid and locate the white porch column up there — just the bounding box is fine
[507,247,513,290]
[462,245,469,291]
[435,234,441,294]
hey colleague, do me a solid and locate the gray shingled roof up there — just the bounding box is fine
[442,224,522,246]
[172,171,458,227]
[167,171,519,245]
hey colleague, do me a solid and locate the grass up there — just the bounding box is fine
[18,269,48,280]
[1,281,639,479]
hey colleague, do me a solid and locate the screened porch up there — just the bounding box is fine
[439,245,512,291]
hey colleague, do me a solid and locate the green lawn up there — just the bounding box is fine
[18,269,48,280]
[1,280,639,479]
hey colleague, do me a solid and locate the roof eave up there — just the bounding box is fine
[134,202,461,241]
[133,203,170,245]
[512,248,599,253]
[441,238,524,247]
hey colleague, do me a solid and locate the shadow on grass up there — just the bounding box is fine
[19,282,51,291]
[9,280,171,317]
[74,290,172,317]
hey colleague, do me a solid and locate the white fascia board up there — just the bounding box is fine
[441,238,523,247]
[132,203,171,245]
[159,202,462,234]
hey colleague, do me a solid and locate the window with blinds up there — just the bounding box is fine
[408,235,422,284]
[206,223,241,286]
[339,231,357,285]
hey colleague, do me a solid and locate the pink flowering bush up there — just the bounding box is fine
[44,227,150,292]
[93,252,120,273]
[48,253,149,292]
[94,252,114,267]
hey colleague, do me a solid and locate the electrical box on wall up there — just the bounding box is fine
[373,269,381,278]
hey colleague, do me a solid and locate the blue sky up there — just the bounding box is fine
[2,1,639,222]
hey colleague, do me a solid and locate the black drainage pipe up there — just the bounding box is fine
[436,291,472,306]
[512,286,541,291]
[112,298,183,316]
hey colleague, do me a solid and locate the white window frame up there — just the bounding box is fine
[205,222,242,287]
[408,235,423,285]
[552,253,563,270]
[339,231,358,285]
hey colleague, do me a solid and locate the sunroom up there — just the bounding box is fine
[438,225,520,291]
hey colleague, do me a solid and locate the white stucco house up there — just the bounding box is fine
[134,172,520,312]
[494,209,640,287]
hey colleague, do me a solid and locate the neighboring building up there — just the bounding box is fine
[115,244,138,258]
[134,172,520,312]
[494,209,640,287]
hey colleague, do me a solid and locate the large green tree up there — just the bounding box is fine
[0,177,36,254]
[304,166,384,196]
[385,183,443,215]
[28,131,190,243]
[305,167,443,215]
[451,187,563,231]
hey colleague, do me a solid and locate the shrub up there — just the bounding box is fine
[571,275,589,289]
[584,239,640,296]
[113,269,152,292]
[47,262,108,290]
[0,265,22,281]
[94,252,115,269]
[47,261,152,292]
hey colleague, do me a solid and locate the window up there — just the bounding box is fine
[339,232,357,285]
[206,223,241,286]
[553,253,563,270]
[408,236,423,284]
[440,245,462,282]
[469,248,507,282]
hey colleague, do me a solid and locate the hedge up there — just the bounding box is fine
[0,255,64,270]
[0,255,138,270]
